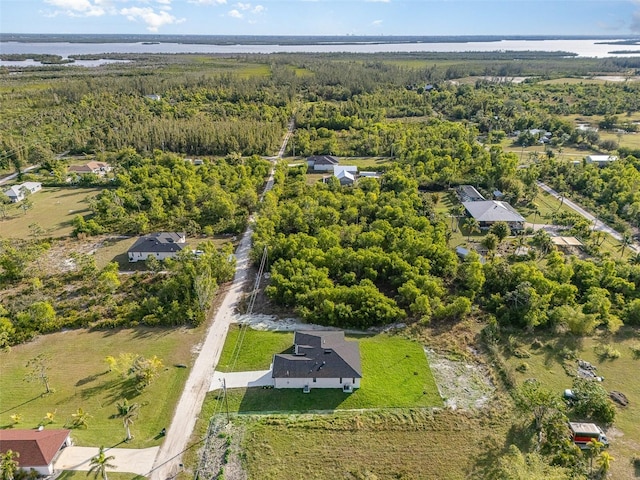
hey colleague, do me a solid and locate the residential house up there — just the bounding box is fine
[456,185,485,202]
[586,155,618,166]
[272,331,362,392]
[333,165,358,186]
[127,232,186,262]
[4,182,42,203]
[0,429,72,476]
[462,200,526,230]
[307,155,339,171]
[68,161,112,177]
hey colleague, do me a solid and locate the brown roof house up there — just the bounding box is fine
[68,161,112,176]
[0,429,72,476]
[272,331,362,392]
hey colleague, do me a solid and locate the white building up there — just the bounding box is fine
[127,232,186,262]
[272,331,362,392]
[586,155,618,166]
[4,182,42,203]
[307,155,339,171]
[0,429,72,476]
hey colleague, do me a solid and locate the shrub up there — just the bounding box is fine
[594,344,621,360]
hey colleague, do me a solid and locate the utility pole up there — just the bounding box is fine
[222,378,230,424]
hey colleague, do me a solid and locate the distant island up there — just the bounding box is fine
[2,33,639,46]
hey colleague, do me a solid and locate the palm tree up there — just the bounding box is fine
[597,451,614,476]
[531,205,541,231]
[70,407,92,429]
[0,450,19,480]
[122,402,139,442]
[618,233,633,258]
[463,217,480,241]
[87,447,116,480]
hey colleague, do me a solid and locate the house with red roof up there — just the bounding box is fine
[0,429,72,476]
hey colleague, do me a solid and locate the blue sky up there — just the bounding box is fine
[1,0,639,36]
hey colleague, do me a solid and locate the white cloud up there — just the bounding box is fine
[371,19,382,26]
[188,0,227,5]
[228,8,243,18]
[236,2,251,10]
[120,6,184,31]
[252,4,264,14]
[44,0,106,17]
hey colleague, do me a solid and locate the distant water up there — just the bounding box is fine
[1,38,639,67]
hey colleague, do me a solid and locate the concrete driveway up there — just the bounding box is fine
[54,446,159,476]
[210,370,273,391]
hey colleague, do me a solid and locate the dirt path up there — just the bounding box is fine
[149,121,292,480]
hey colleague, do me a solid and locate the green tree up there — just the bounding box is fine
[597,450,614,477]
[20,197,33,216]
[122,402,139,441]
[571,378,616,424]
[87,447,116,480]
[69,407,92,429]
[482,233,499,256]
[0,450,20,480]
[463,217,480,241]
[489,221,511,242]
[491,444,570,480]
[97,263,120,293]
[514,379,565,444]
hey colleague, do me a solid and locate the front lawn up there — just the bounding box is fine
[212,330,442,412]
[215,325,293,372]
[0,327,201,448]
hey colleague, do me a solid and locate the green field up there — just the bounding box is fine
[216,325,293,372]
[0,187,101,238]
[0,327,202,448]
[213,330,442,412]
[239,407,511,480]
[503,328,640,480]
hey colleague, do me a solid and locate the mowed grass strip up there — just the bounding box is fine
[214,330,441,411]
[240,408,510,480]
[0,187,101,238]
[0,327,201,448]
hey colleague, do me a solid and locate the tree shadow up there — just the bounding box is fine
[0,395,42,415]
[75,371,108,387]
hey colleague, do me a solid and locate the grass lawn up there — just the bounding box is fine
[0,187,101,239]
[502,328,640,480]
[0,327,202,448]
[239,407,511,480]
[212,331,441,412]
[216,325,293,372]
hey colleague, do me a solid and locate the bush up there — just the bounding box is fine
[594,344,621,360]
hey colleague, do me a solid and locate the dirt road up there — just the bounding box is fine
[149,122,291,480]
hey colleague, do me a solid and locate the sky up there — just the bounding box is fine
[1,0,640,37]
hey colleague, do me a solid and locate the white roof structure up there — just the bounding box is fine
[586,155,618,164]
[333,165,358,175]
[462,200,525,224]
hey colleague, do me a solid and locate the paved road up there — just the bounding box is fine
[0,165,39,185]
[149,120,294,480]
[210,370,273,391]
[537,181,640,255]
[54,446,159,476]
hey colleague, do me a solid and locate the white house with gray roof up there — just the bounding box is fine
[463,200,525,230]
[4,182,42,203]
[272,331,362,392]
[127,232,186,262]
[307,155,340,171]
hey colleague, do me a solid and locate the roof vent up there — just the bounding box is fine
[324,350,332,354]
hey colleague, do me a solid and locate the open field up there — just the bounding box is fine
[239,407,512,480]
[213,332,442,412]
[502,328,640,480]
[0,327,202,448]
[0,187,101,238]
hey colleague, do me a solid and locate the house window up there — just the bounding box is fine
[352,378,355,383]
[339,377,343,384]
[313,378,317,383]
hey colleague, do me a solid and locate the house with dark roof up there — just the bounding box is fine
[0,429,71,476]
[307,155,339,171]
[462,200,526,230]
[68,161,112,177]
[127,232,186,262]
[272,331,362,392]
[456,185,485,202]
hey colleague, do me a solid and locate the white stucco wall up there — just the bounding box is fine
[128,251,179,262]
[313,164,336,171]
[274,377,360,389]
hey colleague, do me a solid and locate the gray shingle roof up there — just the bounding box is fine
[128,232,186,254]
[307,155,339,165]
[272,331,362,379]
[462,201,525,223]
